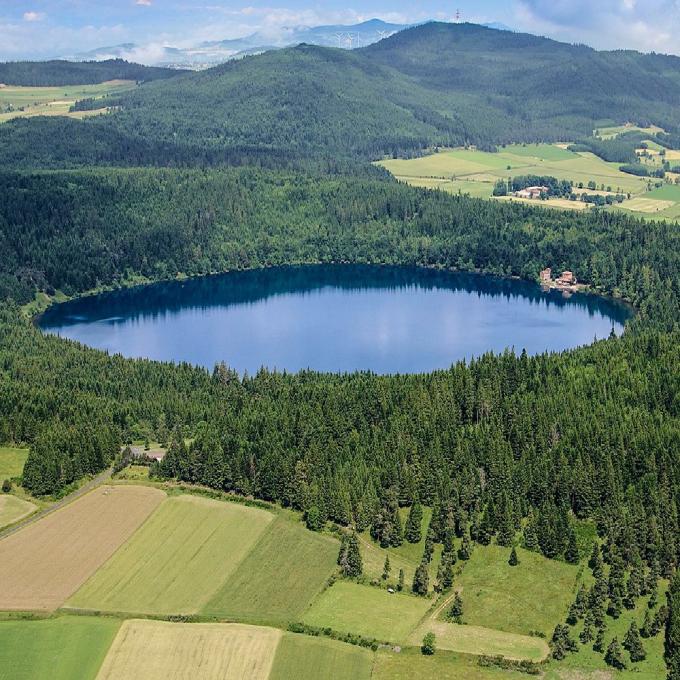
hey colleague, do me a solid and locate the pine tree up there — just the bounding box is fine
[449,593,463,623]
[341,532,362,578]
[458,532,472,561]
[523,511,539,552]
[580,610,594,643]
[509,546,519,566]
[594,624,607,653]
[604,637,626,670]
[641,608,654,638]
[565,527,580,564]
[397,568,405,592]
[405,500,423,544]
[567,602,579,626]
[666,571,680,680]
[623,621,646,662]
[382,554,391,581]
[412,562,429,596]
[551,624,577,660]
[589,543,603,575]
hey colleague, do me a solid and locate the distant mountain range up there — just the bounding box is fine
[61,18,512,69]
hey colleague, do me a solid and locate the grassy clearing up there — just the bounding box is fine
[595,124,665,139]
[618,197,674,213]
[96,619,281,680]
[454,545,579,636]
[204,516,338,624]
[408,620,549,661]
[496,195,590,211]
[545,589,667,680]
[0,485,165,610]
[302,581,431,643]
[0,494,37,529]
[269,632,373,680]
[0,615,120,680]
[0,80,136,123]
[0,446,28,479]
[69,494,272,615]
[372,647,514,680]
[499,143,577,161]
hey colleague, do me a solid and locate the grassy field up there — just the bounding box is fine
[378,144,680,218]
[204,516,338,624]
[269,633,373,680]
[0,485,164,610]
[302,581,431,643]
[96,619,281,680]
[453,545,579,636]
[0,615,120,680]
[0,446,28,479]
[595,124,665,139]
[69,494,273,615]
[0,81,136,123]
[0,494,37,529]
[408,620,549,661]
[372,647,515,680]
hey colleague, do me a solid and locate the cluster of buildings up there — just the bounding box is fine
[514,185,550,199]
[540,268,578,289]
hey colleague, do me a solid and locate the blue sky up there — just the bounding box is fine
[1,0,679,60]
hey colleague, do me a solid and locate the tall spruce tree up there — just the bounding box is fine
[666,571,680,680]
[405,500,424,544]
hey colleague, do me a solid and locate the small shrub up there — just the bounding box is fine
[421,631,436,655]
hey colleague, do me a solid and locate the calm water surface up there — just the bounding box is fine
[38,266,632,374]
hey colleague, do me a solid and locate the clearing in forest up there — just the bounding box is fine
[302,581,431,643]
[269,633,373,680]
[0,485,164,610]
[453,545,579,636]
[204,515,338,624]
[68,494,273,615]
[0,615,120,680]
[96,619,281,680]
[0,446,29,479]
[0,494,37,529]
[407,620,550,661]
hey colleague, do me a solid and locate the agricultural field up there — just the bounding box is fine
[0,445,28,479]
[96,620,281,680]
[594,123,665,139]
[616,183,680,220]
[269,633,373,680]
[204,515,339,624]
[68,494,273,615]
[0,494,36,529]
[408,620,549,661]
[453,545,579,636]
[378,144,680,220]
[0,615,120,680]
[302,581,431,642]
[0,81,136,123]
[0,485,164,610]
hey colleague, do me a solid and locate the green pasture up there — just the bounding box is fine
[595,124,665,139]
[454,545,579,636]
[68,494,273,615]
[269,633,373,680]
[302,581,431,642]
[0,494,37,529]
[0,446,28,480]
[0,615,120,680]
[0,81,136,123]
[204,516,339,624]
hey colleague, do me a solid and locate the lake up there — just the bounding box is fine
[38,265,632,374]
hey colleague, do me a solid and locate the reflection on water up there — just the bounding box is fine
[38,265,632,375]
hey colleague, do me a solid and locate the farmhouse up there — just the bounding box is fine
[540,267,552,284]
[515,186,549,199]
[556,271,576,286]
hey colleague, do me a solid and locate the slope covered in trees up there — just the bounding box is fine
[2,23,679,168]
[0,59,179,86]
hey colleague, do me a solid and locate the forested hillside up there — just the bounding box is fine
[0,59,179,86]
[2,23,679,167]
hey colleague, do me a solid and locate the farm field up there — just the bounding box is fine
[0,494,36,529]
[96,619,281,680]
[0,81,136,123]
[302,581,431,642]
[0,445,28,479]
[269,633,373,680]
[378,144,680,219]
[595,123,665,139]
[68,494,273,615]
[0,615,120,680]
[204,515,338,624]
[453,545,579,636]
[0,485,164,610]
[408,620,549,661]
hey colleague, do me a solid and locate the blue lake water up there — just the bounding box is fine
[38,265,632,374]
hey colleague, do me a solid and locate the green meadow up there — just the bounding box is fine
[0,446,28,479]
[0,615,120,680]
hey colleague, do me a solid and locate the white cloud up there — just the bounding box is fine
[514,0,680,55]
[23,11,45,22]
[136,0,152,6]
